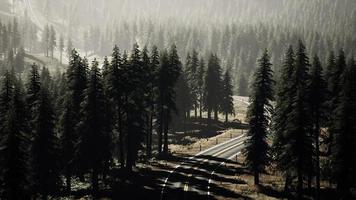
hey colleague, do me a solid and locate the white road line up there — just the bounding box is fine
[207,152,242,197]
[182,141,245,193]
[160,133,246,200]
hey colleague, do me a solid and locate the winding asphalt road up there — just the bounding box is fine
[160,133,247,200]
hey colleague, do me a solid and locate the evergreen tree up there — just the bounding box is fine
[331,57,356,199]
[106,45,125,168]
[157,51,168,155]
[243,49,274,185]
[1,27,9,53]
[12,18,21,52]
[237,73,248,96]
[14,46,25,73]
[49,26,56,59]
[308,55,327,200]
[59,34,64,64]
[75,59,112,196]
[42,25,50,57]
[157,45,181,156]
[221,70,234,123]
[31,86,61,199]
[147,45,159,158]
[0,73,29,200]
[286,41,312,198]
[326,50,347,156]
[60,49,87,192]
[272,46,295,192]
[197,58,205,119]
[204,54,222,124]
[175,71,192,123]
[185,50,199,117]
[0,71,14,126]
[66,37,73,59]
[163,45,181,155]
[26,63,41,116]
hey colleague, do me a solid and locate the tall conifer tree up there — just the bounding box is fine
[244,49,274,185]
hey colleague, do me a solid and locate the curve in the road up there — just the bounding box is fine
[160,133,247,200]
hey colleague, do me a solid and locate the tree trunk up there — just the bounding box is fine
[284,171,292,194]
[66,174,71,193]
[308,173,312,191]
[214,110,218,121]
[158,104,163,155]
[207,108,211,126]
[92,167,99,198]
[43,193,48,200]
[297,166,303,200]
[254,171,259,185]
[194,104,197,118]
[118,112,125,168]
[225,113,228,123]
[163,109,169,155]
[315,124,320,200]
[199,99,203,119]
[147,109,154,159]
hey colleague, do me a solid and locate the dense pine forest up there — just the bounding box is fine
[0,0,355,200]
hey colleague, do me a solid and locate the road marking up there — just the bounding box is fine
[160,134,246,200]
[182,141,245,195]
[207,152,242,197]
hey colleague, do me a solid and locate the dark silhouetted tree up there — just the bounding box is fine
[244,49,274,185]
[221,70,234,123]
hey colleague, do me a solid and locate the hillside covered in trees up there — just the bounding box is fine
[1,0,355,94]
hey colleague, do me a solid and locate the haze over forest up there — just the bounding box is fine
[2,0,356,93]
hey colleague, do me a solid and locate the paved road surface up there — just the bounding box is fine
[160,134,247,200]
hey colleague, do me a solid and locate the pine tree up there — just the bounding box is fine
[6,49,14,70]
[185,50,199,117]
[157,50,168,155]
[125,43,146,171]
[1,26,9,53]
[175,71,192,123]
[66,37,73,59]
[272,46,296,192]
[60,49,87,192]
[286,41,312,198]
[42,25,50,57]
[204,54,222,124]
[157,45,181,156]
[163,45,181,155]
[75,59,112,196]
[331,57,356,199]
[59,34,64,64]
[308,55,327,200]
[0,71,14,126]
[221,70,234,123]
[243,49,274,185]
[0,73,30,200]
[14,46,25,73]
[49,26,56,59]
[26,63,41,116]
[147,45,159,158]
[197,58,205,119]
[237,73,248,96]
[12,18,21,52]
[31,86,61,199]
[106,45,125,168]
[326,50,347,156]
